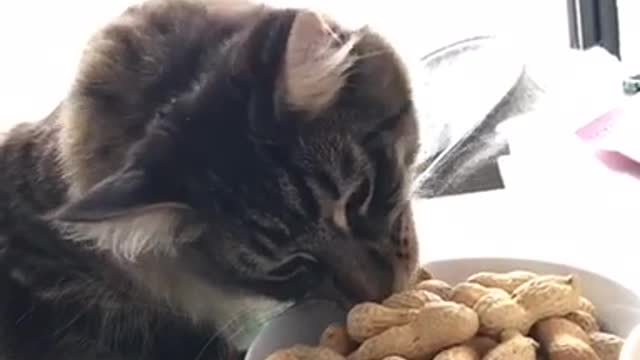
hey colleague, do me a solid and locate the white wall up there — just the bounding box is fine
[0,0,569,128]
[618,0,640,73]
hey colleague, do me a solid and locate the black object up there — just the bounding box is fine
[623,75,640,96]
[567,0,621,59]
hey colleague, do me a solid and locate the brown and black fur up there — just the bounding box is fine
[0,0,421,359]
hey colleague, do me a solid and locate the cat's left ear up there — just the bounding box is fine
[279,11,360,114]
[48,169,189,223]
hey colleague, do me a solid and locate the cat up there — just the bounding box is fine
[0,0,420,358]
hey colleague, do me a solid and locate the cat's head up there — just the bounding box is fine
[53,0,420,320]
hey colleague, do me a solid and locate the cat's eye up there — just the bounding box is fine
[266,253,320,281]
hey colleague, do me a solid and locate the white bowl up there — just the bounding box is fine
[244,300,347,360]
[621,324,640,359]
[245,257,640,360]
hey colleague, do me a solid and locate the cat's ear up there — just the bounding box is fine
[48,170,188,223]
[280,11,360,114]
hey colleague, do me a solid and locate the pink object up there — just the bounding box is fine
[576,108,622,142]
[594,151,640,179]
[576,100,640,179]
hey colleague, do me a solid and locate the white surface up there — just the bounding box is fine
[413,191,640,298]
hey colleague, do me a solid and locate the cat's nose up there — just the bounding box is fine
[318,238,396,304]
[325,249,395,304]
[333,266,394,304]
[305,267,393,309]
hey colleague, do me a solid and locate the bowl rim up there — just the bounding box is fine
[425,256,640,301]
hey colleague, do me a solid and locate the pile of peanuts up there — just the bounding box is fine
[266,265,626,360]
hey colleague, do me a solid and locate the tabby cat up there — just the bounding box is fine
[0,0,420,359]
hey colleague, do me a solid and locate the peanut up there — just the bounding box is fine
[466,271,538,293]
[589,331,624,360]
[414,279,453,300]
[382,289,442,309]
[432,345,479,360]
[413,264,434,283]
[532,317,599,360]
[265,345,346,360]
[450,283,518,336]
[346,302,419,342]
[432,335,499,360]
[347,302,479,360]
[577,297,597,318]
[564,310,599,334]
[450,282,509,309]
[472,287,529,335]
[512,275,581,320]
[482,333,538,360]
[512,275,581,332]
[455,275,581,338]
[319,323,358,356]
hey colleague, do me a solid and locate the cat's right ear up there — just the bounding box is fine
[279,11,360,114]
[47,169,189,223]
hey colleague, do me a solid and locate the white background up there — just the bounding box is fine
[0,0,570,126]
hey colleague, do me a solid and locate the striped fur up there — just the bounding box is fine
[0,0,420,359]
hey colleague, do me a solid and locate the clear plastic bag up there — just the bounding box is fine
[411,35,527,198]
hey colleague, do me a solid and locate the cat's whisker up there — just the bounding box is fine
[187,302,280,360]
[215,300,293,349]
[192,331,220,360]
[353,49,392,61]
[52,310,87,336]
[15,305,36,325]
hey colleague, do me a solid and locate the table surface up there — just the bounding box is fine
[413,189,640,295]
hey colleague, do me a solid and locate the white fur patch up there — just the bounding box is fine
[57,210,203,261]
[123,258,290,349]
